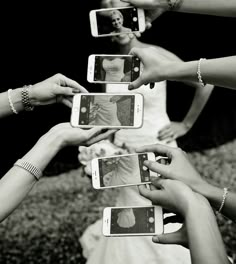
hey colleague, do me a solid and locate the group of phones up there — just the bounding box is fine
[70,6,165,237]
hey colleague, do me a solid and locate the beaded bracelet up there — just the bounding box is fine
[216,187,228,215]
[14,159,43,180]
[7,89,18,114]
[197,58,206,87]
[21,85,34,111]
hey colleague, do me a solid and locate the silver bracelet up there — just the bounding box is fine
[21,85,34,111]
[7,89,18,114]
[197,58,206,87]
[14,159,43,180]
[216,187,228,215]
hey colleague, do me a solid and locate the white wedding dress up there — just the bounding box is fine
[80,82,191,264]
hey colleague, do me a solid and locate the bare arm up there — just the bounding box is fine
[129,47,236,90]
[0,74,87,119]
[139,179,229,264]
[0,123,112,223]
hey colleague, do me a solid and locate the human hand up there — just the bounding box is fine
[136,144,206,192]
[139,178,198,216]
[128,47,180,90]
[48,123,112,148]
[29,73,88,108]
[153,214,188,248]
[158,122,190,143]
[89,104,101,122]
[121,0,168,29]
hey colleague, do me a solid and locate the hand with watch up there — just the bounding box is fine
[4,73,87,118]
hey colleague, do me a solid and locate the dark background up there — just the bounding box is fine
[1,1,236,176]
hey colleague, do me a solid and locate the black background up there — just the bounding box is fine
[1,1,236,176]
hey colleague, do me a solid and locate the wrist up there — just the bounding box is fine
[23,129,63,172]
[168,61,198,83]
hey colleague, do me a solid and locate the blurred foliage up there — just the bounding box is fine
[0,139,236,263]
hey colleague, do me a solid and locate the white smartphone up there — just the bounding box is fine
[70,93,143,128]
[91,152,156,189]
[103,205,163,236]
[89,6,145,37]
[87,54,142,84]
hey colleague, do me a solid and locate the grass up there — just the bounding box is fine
[0,140,236,263]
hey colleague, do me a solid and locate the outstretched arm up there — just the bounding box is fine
[139,179,229,264]
[0,73,87,119]
[128,47,236,90]
[136,144,236,221]
[0,123,112,223]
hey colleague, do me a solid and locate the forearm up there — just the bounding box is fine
[0,129,62,222]
[193,181,236,221]
[166,57,236,89]
[174,0,236,17]
[182,84,214,129]
[186,199,228,264]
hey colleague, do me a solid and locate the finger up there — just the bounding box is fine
[128,77,144,90]
[59,76,88,92]
[136,144,173,158]
[158,132,175,141]
[152,230,186,246]
[138,184,162,202]
[144,160,169,178]
[150,83,155,89]
[61,98,72,108]
[158,125,171,135]
[85,129,117,146]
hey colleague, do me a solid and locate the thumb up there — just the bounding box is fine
[87,127,103,139]
[152,230,185,246]
[128,77,144,90]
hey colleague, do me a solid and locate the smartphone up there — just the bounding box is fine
[103,205,163,236]
[91,152,156,189]
[87,54,141,84]
[71,93,143,128]
[89,6,145,37]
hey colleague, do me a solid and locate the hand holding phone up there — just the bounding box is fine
[87,55,142,84]
[103,205,163,236]
[89,6,145,37]
[71,93,143,128]
[91,152,156,189]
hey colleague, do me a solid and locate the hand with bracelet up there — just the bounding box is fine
[1,73,87,118]
[0,123,115,223]
[136,143,236,221]
[138,179,230,264]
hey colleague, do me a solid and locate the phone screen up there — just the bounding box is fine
[94,55,140,83]
[98,154,151,187]
[110,206,156,234]
[78,94,135,126]
[95,7,140,36]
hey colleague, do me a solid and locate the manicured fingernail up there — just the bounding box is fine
[128,85,134,90]
[150,83,155,89]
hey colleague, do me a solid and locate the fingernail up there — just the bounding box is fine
[150,83,155,89]
[128,85,134,90]
[101,129,108,133]
[152,236,160,243]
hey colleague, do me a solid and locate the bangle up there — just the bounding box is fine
[21,85,34,111]
[216,187,228,215]
[14,159,43,180]
[7,89,18,114]
[197,58,206,87]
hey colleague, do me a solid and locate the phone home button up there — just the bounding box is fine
[148,217,154,223]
